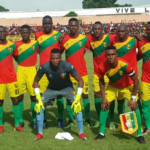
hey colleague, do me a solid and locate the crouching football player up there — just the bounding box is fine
[33,48,86,140]
[94,46,146,144]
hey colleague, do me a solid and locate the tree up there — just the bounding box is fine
[82,0,132,8]
[64,11,78,17]
[0,5,9,12]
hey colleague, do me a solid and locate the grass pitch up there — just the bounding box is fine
[0,52,149,150]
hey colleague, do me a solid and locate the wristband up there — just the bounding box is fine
[34,88,40,94]
[131,95,136,102]
[77,87,83,95]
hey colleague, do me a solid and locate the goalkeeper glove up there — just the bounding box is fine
[34,88,44,113]
[71,94,81,114]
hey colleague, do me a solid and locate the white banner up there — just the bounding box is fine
[0,7,150,19]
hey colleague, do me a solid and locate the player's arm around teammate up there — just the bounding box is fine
[0,26,24,132]
[14,25,38,128]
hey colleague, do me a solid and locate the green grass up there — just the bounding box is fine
[1,53,149,150]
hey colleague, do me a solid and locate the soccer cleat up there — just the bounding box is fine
[109,122,116,130]
[85,119,93,128]
[0,126,4,133]
[19,122,25,127]
[137,136,146,144]
[14,125,24,131]
[34,133,43,140]
[65,120,75,128]
[58,119,64,129]
[94,134,105,140]
[79,133,87,140]
[30,121,37,129]
[142,127,150,135]
[93,120,100,128]
[43,119,48,128]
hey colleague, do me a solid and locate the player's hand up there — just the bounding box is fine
[71,94,82,113]
[128,100,137,110]
[135,34,143,41]
[34,94,44,113]
[59,32,66,42]
[101,97,109,110]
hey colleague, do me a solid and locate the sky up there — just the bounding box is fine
[0,0,150,11]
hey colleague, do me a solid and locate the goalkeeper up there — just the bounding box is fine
[33,48,86,140]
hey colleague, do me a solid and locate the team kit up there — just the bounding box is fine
[0,15,150,144]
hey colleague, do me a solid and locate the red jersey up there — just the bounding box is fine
[35,30,61,66]
[14,40,38,67]
[95,58,134,89]
[0,41,17,83]
[138,38,150,83]
[111,35,138,76]
[87,34,113,72]
[60,34,90,77]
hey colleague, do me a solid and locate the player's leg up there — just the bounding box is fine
[35,88,57,140]
[57,96,64,128]
[0,84,6,133]
[93,74,101,128]
[62,87,86,140]
[17,65,26,126]
[26,66,37,128]
[125,87,145,143]
[39,74,49,127]
[65,77,76,128]
[7,82,24,131]
[95,85,116,140]
[82,75,92,128]
[140,81,150,134]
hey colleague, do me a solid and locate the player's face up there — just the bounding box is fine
[105,50,117,64]
[93,24,103,38]
[69,21,79,34]
[21,28,30,42]
[117,27,127,40]
[50,53,61,68]
[43,18,53,34]
[0,27,7,41]
[146,25,150,37]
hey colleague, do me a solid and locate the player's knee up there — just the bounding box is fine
[94,91,101,98]
[0,100,4,106]
[30,95,36,102]
[18,94,24,102]
[82,94,88,99]
[11,97,19,105]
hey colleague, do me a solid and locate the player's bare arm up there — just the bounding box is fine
[74,73,84,88]
[33,75,42,88]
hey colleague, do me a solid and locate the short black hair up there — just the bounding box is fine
[69,18,78,24]
[51,48,61,55]
[21,25,30,30]
[0,26,6,30]
[94,21,102,26]
[43,15,52,21]
[105,46,116,51]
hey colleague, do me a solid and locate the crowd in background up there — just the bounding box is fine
[6,21,149,36]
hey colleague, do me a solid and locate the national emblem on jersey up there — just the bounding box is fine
[60,73,66,79]
[119,70,123,76]
[8,47,12,52]
[126,44,130,49]
[32,46,35,51]
[53,35,57,40]
[92,43,95,48]
[14,83,18,88]
[102,42,106,47]
[18,47,22,52]
[71,91,76,95]
[78,41,82,47]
